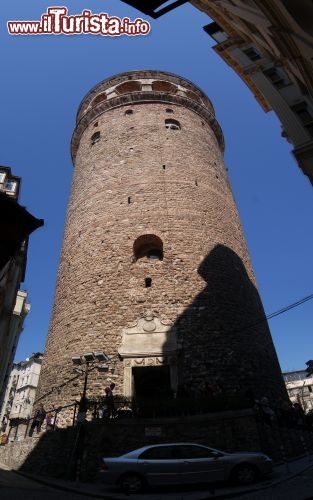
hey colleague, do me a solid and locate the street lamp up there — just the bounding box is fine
[82,352,95,363]
[94,352,109,362]
[71,351,109,421]
[72,356,83,366]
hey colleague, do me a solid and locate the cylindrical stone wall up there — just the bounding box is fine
[37,70,287,418]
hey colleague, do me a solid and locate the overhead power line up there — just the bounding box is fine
[266,293,313,321]
[230,292,313,335]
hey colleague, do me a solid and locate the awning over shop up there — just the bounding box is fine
[0,191,44,270]
[120,0,188,18]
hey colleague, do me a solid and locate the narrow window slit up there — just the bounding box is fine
[91,131,100,145]
[145,277,152,288]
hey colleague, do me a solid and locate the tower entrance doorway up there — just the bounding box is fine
[132,365,172,400]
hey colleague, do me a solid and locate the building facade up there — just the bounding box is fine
[197,0,313,185]
[37,70,287,417]
[121,1,313,185]
[0,166,43,410]
[0,167,29,409]
[0,364,19,433]
[0,353,43,439]
[0,290,30,410]
[283,370,313,414]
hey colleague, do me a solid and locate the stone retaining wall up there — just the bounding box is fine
[0,410,312,482]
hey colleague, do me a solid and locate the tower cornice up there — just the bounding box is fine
[71,70,225,162]
[71,92,224,162]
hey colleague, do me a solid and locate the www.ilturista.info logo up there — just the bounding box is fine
[7,7,151,36]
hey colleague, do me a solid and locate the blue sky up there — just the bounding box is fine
[1,1,312,372]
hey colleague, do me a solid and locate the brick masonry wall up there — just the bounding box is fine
[36,71,287,417]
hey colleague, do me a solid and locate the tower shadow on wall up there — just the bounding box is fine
[153,243,287,416]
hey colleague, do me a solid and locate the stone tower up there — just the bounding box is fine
[37,70,287,413]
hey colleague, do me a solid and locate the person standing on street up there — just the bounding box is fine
[29,403,46,436]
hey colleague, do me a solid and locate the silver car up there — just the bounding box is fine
[100,442,273,493]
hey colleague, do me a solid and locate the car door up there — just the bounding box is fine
[137,445,180,486]
[176,445,227,484]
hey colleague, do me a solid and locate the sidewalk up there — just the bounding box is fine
[3,453,313,499]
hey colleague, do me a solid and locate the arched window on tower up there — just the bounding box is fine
[133,234,163,262]
[92,93,107,106]
[165,119,181,131]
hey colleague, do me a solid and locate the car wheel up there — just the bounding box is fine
[119,472,145,493]
[232,464,258,485]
